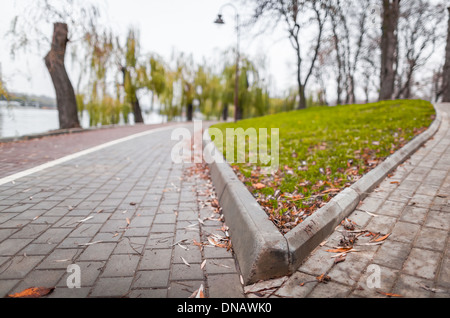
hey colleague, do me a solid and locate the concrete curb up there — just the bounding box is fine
[204,104,442,285]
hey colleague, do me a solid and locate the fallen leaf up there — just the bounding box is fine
[130,202,137,206]
[181,257,191,267]
[77,216,94,223]
[196,284,205,298]
[126,218,131,226]
[377,291,403,297]
[316,274,331,283]
[322,188,341,194]
[78,241,104,247]
[253,183,266,190]
[372,233,391,243]
[8,287,55,298]
[326,247,353,253]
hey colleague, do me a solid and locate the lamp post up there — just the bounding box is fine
[214,3,241,122]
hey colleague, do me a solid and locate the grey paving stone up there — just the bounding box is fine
[414,227,447,251]
[0,255,44,279]
[0,238,33,255]
[78,243,116,261]
[171,263,204,281]
[56,261,105,288]
[438,257,450,288]
[133,270,170,289]
[129,216,154,228]
[204,258,237,275]
[35,228,72,245]
[21,243,57,256]
[298,248,335,276]
[207,273,244,298]
[377,200,407,217]
[168,280,204,298]
[392,274,433,298]
[402,248,441,280]
[154,214,177,224]
[390,222,421,244]
[101,254,140,277]
[9,270,65,295]
[10,224,50,239]
[139,249,172,270]
[90,277,133,297]
[308,281,351,298]
[424,210,450,231]
[351,265,399,298]
[365,215,398,233]
[128,288,168,298]
[400,206,428,224]
[68,223,102,238]
[37,249,81,270]
[0,280,20,298]
[373,240,411,270]
[48,287,91,298]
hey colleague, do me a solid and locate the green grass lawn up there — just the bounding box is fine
[210,100,436,234]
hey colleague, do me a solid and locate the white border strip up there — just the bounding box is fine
[0,125,177,187]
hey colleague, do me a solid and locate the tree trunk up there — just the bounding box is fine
[132,97,144,123]
[187,103,193,122]
[222,104,228,121]
[298,84,307,110]
[442,7,450,102]
[44,23,80,129]
[379,0,401,101]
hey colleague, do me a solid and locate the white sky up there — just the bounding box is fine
[0,0,297,99]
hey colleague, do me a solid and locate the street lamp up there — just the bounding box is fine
[214,3,240,122]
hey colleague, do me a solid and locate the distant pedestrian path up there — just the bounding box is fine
[0,123,175,179]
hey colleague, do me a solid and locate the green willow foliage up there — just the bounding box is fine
[76,27,319,127]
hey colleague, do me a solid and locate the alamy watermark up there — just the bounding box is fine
[66,264,81,289]
[171,120,280,174]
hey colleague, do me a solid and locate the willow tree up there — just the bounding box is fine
[116,29,146,123]
[194,65,223,120]
[222,57,269,119]
[7,0,103,129]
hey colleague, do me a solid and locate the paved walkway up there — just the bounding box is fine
[0,123,244,298]
[0,124,175,179]
[1,103,449,299]
[245,103,450,298]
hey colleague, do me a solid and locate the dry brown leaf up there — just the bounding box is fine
[377,291,403,297]
[126,218,131,226]
[372,233,391,243]
[316,274,331,283]
[326,247,353,253]
[8,287,55,298]
[253,183,266,190]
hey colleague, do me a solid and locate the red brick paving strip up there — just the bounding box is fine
[0,123,177,179]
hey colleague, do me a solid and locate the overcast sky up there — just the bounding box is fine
[0,0,296,99]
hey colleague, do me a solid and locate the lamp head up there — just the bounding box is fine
[214,14,225,24]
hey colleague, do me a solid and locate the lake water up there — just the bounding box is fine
[0,106,168,139]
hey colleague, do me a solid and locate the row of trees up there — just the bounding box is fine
[244,0,450,109]
[4,0,450,129]
[4,0,278,129]
[75,29,273,127]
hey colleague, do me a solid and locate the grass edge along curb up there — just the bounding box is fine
[204,103,442,285]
